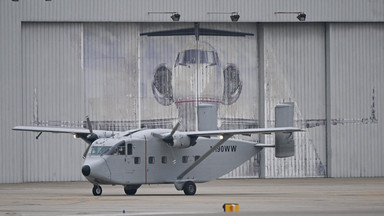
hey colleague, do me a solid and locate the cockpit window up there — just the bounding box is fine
[115,143,126,155]
[90,146,111,156]
[105,141,126,156]
[176,49,218,66]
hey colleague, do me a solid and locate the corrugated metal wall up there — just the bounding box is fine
[1,0,384,183]
[263,23,326,177]
[329,23,384,177]
[84,23,140,126]
[17,0,384,22]
[0,1,23,183]
[21,23,86,181]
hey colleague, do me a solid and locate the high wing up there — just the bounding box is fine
[13,126,92,134]
[12,126,116,141]
[12,125,116,158]
[186,127,302,138]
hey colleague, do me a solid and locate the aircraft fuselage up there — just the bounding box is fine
[82,129,260,187]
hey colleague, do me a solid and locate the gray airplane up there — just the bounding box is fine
[13,103,301,196]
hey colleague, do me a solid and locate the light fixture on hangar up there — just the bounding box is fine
[148,11,181,21]
[207,12,241,22]
[274,11,307,21]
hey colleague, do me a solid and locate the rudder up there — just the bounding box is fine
[275,102,295,158]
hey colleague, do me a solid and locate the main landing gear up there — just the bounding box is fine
[91,183,196,196]
[124,185,141,195]
[182,181,197,195]
[92,184,141,196]
[174,181,197,195]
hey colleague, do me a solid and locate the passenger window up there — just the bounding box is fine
[127,144,133,155]
[162,156,167,164]
[194,156,200,161]
[182,156,189,163]
[149,156,155,164]
[134,157,141,164]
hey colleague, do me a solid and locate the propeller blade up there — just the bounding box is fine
[85,116,98,143]
[83,143,92,159]
[86,115,93,134]
[169,122,180,136]
[152,123,181,146]
[162,122,180,146]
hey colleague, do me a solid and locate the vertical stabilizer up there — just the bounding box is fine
[275,103,295,158]
[198,103,218,131]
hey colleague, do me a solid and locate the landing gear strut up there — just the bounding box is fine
[92,185,102,196]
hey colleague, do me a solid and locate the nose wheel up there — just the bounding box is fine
[92,185,102,196]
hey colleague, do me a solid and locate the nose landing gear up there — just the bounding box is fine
[92,185,102,196]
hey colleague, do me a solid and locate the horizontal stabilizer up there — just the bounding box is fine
[186,127,301,138]
[255,144,275,148]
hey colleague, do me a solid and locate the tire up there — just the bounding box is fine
[124,188,137,195]
[183,181,196,196]
[124,185,140,195]
[92,185,102,196]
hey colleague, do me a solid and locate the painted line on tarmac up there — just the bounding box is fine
[53,197,127,201]
[63,211,219,216]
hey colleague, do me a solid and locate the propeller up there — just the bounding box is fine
[82,116,98,159]
[161,122,180,146]
[85,115,98,142]
[151,122,180,164]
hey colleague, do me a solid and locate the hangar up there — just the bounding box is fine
[1,0,383,183]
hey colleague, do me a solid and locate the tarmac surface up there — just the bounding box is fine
[0,178,384,216]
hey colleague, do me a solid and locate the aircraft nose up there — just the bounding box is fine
[82,165,91,176]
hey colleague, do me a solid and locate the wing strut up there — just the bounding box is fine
[177,134,232,180]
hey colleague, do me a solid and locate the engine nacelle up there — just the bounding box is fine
[172,132,197,148]
[82,131,115,144]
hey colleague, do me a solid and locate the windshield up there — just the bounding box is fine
[176,49,218,66]
[90,146,111,156]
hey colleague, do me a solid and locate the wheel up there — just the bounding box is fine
[124,185,140,195]
[183,181,196,196]
[92,185,102,196]
[124,188,137,195]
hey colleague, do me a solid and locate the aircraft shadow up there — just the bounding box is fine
[97,193,258,197]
